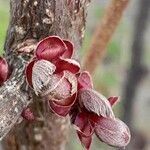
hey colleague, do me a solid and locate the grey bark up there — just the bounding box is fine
[0,0,90,150]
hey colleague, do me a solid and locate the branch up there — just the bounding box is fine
[0,0,90,150]
[122,0,150,127]
[83,0,129,75]
[0,56,30,140]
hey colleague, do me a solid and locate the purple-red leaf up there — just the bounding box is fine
[21,108,35,121]
[77,131,92,150]
[48,100,71,117]
[108,96,119,106]
[55,58,80,74]
[62,40,74,58]
[0,57,9,84]
[53,93,77,106]
[78,71,93,89]
[78,89,114,118]
[25,60,36,88]
[44,71,77,100]
[74,112,94,137]
[94,117,131,148]
[36,36,67,61]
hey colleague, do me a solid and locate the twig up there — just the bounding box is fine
[83,0,129,75]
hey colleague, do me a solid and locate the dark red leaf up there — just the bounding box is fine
[94,117,131,148]
[55,58,80,74]
[25,60,36,88]
[78,71,93,89]
[74,112,94,137]
[78,89,114,118]
[21,108,35,121]
[48,100,71,117]
[0,57,9,84]
[36,36,67,61]
[108,96,119,106]
[54,93,77,106]
[62,40,74,58]
[77,131,92,150]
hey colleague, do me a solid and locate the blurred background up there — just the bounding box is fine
[0,0,150,149]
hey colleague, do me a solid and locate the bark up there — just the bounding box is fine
[122,0,150,127]
[0,0,90,150]
[83,0,129,75]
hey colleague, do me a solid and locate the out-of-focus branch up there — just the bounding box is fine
[120,0,150,149]
[122,0,150,127]
[83,0,129,75]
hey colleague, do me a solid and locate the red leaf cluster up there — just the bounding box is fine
[23,36,131,149]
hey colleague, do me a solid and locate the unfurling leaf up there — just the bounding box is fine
[77,131,92,150]
[45,71,77,100]
[32,60,56,95]
[62,40,74,58]
[94,117,131,148]
[25,60,36,87]
[48,100,71,117]
[78,71,93,89]
[74,112,94,137]
[78,89,114,118]
[48,94,77,117]
[36,36,67,61]
[55,58,80,74]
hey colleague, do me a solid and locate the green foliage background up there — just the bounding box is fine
[0,0,9,55]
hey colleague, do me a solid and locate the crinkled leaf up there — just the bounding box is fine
[78,71,93,89]
[49,77,71,100]
[55,58,80,74]
[48,100,71,117]
[63,71,77,95]
[77,131,92,150]
[62,40,74,58]
[78,89,114,118]
[74,112,94,137]
[36,36,67,61]
[32,60,56,95]
[94,117,131,148]
[45,71,77,100]
[45,72,77,101]
[0,57,9,84]
[41,72,64,97]
[25,60,36,88]
[108,96,119,106]
[54,93,77,106]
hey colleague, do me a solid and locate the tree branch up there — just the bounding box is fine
[83,0,129,75]
[122,0,150,127]
[0,0,91,149]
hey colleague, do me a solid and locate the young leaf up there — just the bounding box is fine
[94,117,131,148]
[36,36,67,61]
[78,71,93,89]
[78,89,114,118]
